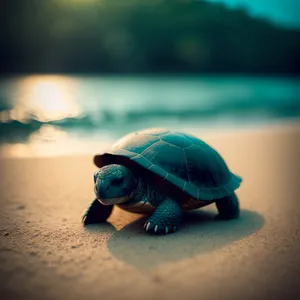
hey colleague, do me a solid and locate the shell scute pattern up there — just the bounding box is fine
[131,154,153,169]
[185,182,198,198]
[184,144,230,188]
[161,133,193,148]
[114,133,159,154]
[181,132,211,148]
[148,164,167,178]
[141,139,189,181]
[100,128,242,201]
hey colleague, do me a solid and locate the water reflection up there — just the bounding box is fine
[0,75,299,157]
[1,124,113,158]
[0,75,86,156]
[29,124,68,143]
[10,75,80,122]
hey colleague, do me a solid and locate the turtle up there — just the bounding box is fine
[82,128,242,234]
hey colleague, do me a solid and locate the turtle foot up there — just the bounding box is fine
[143,198,182,235]
[215,193,240,220]
[143,221,177,234]
[82,199,113,225]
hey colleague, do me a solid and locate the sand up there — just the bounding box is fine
[0,122,300,300]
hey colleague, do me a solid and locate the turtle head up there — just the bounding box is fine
[94,164,136,205]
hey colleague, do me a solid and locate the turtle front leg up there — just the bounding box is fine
[144,198,182,234]
[82,198,114,225]
[215,193,240,219]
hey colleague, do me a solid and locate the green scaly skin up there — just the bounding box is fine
[82,167,183,234]
[82,199,113,224]
[215,193,240,219]
[82,164,240,234]
[143,197,182,234]
[128,178,183,234]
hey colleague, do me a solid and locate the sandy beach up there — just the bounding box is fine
[0,122,300,300]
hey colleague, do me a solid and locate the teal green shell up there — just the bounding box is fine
[94,128,242,202]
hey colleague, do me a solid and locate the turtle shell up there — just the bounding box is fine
[94,128,242,201]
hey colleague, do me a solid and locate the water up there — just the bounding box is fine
[0,75,299,156]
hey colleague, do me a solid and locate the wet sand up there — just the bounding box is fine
[0,122,300,300]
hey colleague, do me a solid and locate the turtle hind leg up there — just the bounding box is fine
[215,193,240,220]
[82,199,113,225]
[144,198,182,234]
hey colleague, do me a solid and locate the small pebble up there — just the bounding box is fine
[17,205,25,210]
[152,275,163,283]
[3,232,9,236]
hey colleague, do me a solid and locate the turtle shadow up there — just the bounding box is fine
[106,209,265,270]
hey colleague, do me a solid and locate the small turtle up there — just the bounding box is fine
[82,128,242,234]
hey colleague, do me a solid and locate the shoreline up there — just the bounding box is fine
[1,117,299,159]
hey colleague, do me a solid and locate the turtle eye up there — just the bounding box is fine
[112,177,124,186]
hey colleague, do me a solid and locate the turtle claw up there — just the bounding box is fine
[145,222,154,232]
[82,214,88,224]
[82,213,95,225]
[143,222,177,235]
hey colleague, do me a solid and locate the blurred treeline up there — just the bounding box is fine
[1,0,299,74]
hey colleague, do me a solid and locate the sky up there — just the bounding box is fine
[207,0,300,28]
